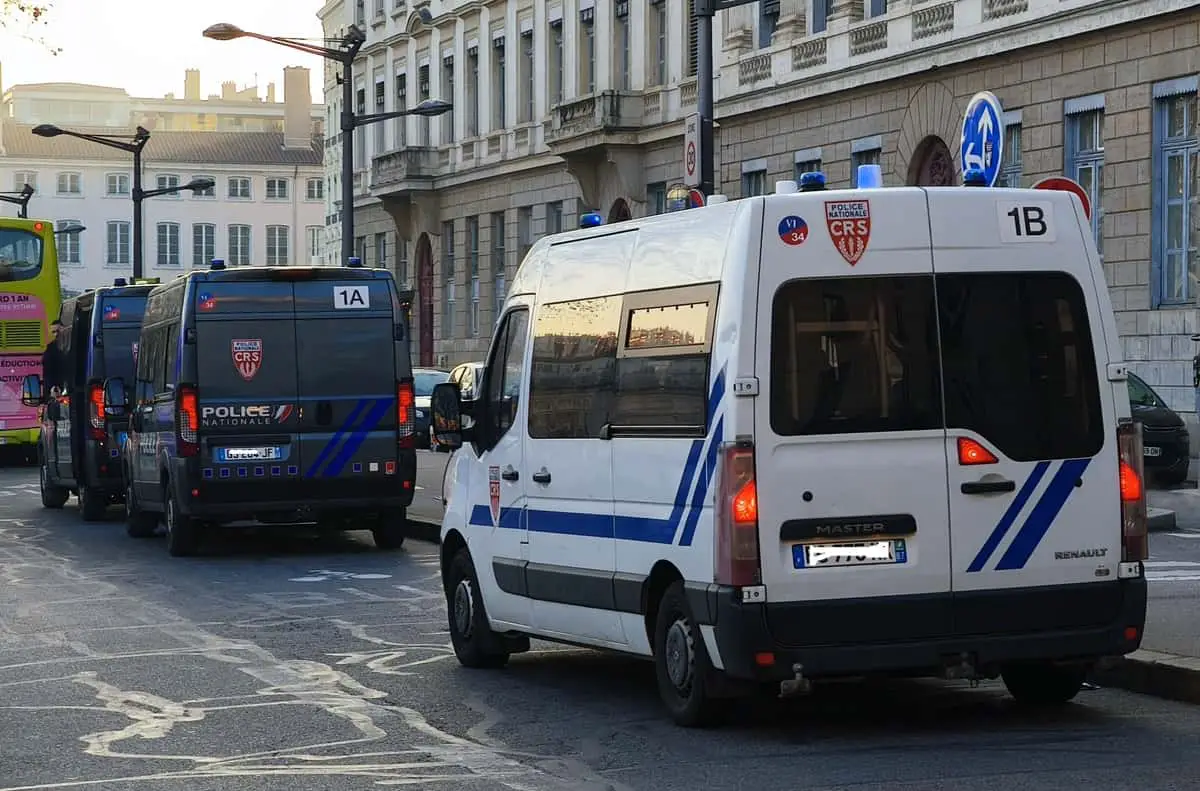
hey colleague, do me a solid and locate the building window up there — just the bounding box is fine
[374,73,386,153]
[228,224,251,266]
[374,0,384,18]
[520,30,535,122]
[1065,100,1105,259]
[492,211,506,319]
[999,119,1023,188]
[56,220,80,264]
[397,237,409,285]
[266,225,290,266]
[155,222,181,267]
[742,162,767,197]
[579,8,595,95]
[812,0,829,33]
[442,55,455,144]
[56,172,81,195]
[1154,86,1199,305]
[356,235,368,262]
[355,0,365,25]
[648,0,667,87]
[759,0,779,48]
[418,65,431,146]
[546,201,563,235]
[106,173,129,196]
[442,220,456,339]
[192,175,216,197]
[467,216,480,337]
[467,47,480,137]
[866,0,886,16]
[306,178,324,200]
[394,71,407,148]
[355,84,367,169]
[647,182,667,215]
[13,171,36,192]
[615,1,631,90]
[192,223,215,267]
[685,0,698,78]
[374,232,387,268]
[492,37,507,129]
[266,178,289,200]
[307,226,323,264]
[549,20,564,106]
[517,206,533,262]
[228,177,251,199]
[156,174,180,197]
[851,146,882,186]
[794,150,822,181]
[106,221,131,266]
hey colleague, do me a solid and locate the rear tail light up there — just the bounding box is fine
[714,441,762,588]
[397,379,415,449]
[957,436,998,465]
[177,385,200,458]
[1117,421,1148,562]
[88,383,105,440]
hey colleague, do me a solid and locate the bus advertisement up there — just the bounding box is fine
[0,218,62,451]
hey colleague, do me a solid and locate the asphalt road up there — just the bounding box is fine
[3,466,1200,791]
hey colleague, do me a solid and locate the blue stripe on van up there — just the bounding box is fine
[466,366,727,545]
[304,399,368,477]
[993,457,1092,571]
[678,415,724,547]
[965,461,1050,573]
[323,398,394,477]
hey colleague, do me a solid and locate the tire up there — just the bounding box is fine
[164,486,200,557]
[446,547,510,669]
[371,509,406,550]
[78,485,108,522]
[125,478,158,538]
[39,455,69,509]
[653,580,726,728]
[1002,663,1086,706]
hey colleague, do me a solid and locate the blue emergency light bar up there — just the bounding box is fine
[963,167,988,186]
[346,256,363,268]
[210,258,226,270]
[580,212,603,228]
[112,278,128,287]
[799,172,826,192]
[857,164,884,189]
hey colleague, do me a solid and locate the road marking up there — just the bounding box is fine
[1165,532,1200,539]
[1144,560,1200,582]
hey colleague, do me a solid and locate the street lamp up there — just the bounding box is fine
[204,14,450,268]
[0,184,35,218]
[32,124,152,278]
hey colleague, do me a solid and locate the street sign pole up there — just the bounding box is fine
[960,91,1005,187]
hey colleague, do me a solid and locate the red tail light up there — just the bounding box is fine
[1117,421,1148,562]
[397,379,415,449]
[177,385,200,458]
[714,441,761,587]
[957,437,998,465]
[88,383,105,440]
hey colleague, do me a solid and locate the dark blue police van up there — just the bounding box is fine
[104,262,419,556]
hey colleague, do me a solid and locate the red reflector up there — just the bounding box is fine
[402,480,412,489]
[99,464,107,473]
[191,489,199,497]
[385,460,396,475]
[1124,626,1139,641]
[957,437,998,465]
[754,652,775,667]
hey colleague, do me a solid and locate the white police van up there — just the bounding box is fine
[429,170,1149,727]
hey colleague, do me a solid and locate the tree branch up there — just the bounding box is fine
[1,0,62,56]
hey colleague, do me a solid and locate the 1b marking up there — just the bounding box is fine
[998,201,1055,243]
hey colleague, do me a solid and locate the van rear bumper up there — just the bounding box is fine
[691,577,1148,683]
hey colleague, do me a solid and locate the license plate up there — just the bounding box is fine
[1144,446,1162,457]
[793,539,907,569]
[216,446,282,462]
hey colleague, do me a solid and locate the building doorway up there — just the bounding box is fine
[416,233,434,367]
[906,135,956,187]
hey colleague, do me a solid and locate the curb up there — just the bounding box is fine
[405,516,442,545]
[1092,649,1200,705]
[1148,507,1177,532]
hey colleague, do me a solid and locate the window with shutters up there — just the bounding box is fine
[759,0,779,47]
[686,0,698,78]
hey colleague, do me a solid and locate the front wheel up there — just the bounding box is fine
[39,456,69,509]
[1002,663,1087,706]
[653,581,726,728]
[446,548,510,669]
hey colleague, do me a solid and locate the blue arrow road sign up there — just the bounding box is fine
[960,91,1005,187]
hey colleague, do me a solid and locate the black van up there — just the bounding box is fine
[105,263,419,556]
[22,280,158,520]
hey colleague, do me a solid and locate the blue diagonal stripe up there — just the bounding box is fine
[323,398,394,477]
[678,415,724,547]
[965,461,1050,573]
[304,398,368,477]
[994,457,1091,571]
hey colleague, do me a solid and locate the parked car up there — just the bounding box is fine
[1129,371,1190,485]
[413,368,451,449]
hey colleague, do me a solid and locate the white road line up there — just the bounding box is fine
[1144,560,1200,582]
[1165,532,1200,539]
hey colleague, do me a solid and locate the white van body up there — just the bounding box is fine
[436,183,1149,727]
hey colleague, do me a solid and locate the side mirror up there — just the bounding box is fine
[103,377,128,417]
[430,381,464,449]
[20,374,42,407]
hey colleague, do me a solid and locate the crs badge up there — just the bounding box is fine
[488,465,501,526]
[231,339,263,381]
[824,200,872,265]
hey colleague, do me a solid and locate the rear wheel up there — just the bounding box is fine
[446,548,510,669]
[164,487,200,557]
[39,454,69,509]
[371,509,406,550]
[125,479,158,538]
[1002,663,1086,706]
[653,581,726,728]
[78,485,108,522]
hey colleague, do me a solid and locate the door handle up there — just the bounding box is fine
[531,469,551,484]
[961,479,1016,495]
[501,466,519,481]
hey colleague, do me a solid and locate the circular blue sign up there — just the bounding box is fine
[960,91,1005,187]
[778,215,809,246]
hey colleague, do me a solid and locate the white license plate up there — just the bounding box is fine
[217,446,281,462]
[793,539,907,569]
[1144,446,1162,457]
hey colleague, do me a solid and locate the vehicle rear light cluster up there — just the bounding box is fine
[1117,421,1148,562]
[397,379,415,449]
[88,383,105,440]
[714,441,762,588]
[177,385,200,458]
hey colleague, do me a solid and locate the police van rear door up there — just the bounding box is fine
[292,276,399,496]
[193,279,301,497]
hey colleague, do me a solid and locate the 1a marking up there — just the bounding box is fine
[998,201,1055,242]
[334,285,370,309]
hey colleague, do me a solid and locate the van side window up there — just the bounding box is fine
[528,296,620,439]
[770,275,942,436]
[485,309,529,442]
[163,324,180,388]
[938,271,1103,461]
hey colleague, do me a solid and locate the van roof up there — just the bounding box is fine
[148,266,394,295]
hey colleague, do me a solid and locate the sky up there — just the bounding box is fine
[0,0,327,103]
